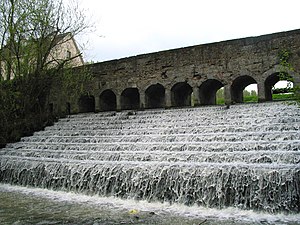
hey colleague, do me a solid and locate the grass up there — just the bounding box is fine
[216,93,296,105]
[244,95,258,103]
[216,98,225,105]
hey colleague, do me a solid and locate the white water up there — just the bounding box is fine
[0,102,300,223]
[0,183,299,224]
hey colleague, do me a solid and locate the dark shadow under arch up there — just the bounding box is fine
[265,73,280,101]
[78,95,95,113]
[121,88,140,110]
[48,103,54,114]
[100,89,117,111]
[231,75,257,103]
[145,84,165,109]
[199,79,224,105]
[66,102,71,114]
[171,82,193,107]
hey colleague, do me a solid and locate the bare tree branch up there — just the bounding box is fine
[0,0,92,80]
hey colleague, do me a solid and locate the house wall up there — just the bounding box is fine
[48,33,84,68]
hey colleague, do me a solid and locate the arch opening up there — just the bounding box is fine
[216,87,225,105]
[171,82,193,107]
[121,88,140,110]
[243,84,258,103]
[78,95,95,113]
[199,79,224,105]
[100,90,117,111]
[145,84,165,109]
[265,73,294,101]
[231,75,257,103]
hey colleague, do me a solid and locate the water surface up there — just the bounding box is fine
[1,184,299,225]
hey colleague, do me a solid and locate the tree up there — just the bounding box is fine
[250,90,257,96]
[243,89,251,97]
[0,0,93,146]
[0,0,90,80]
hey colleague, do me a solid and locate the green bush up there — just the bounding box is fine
[272,93,295,100]
[0,75,56,147]
[244,95,258,103]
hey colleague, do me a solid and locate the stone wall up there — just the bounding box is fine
[73,29,300,112]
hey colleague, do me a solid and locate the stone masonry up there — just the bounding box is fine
[75,29,300,112]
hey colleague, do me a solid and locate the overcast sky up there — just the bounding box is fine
[78,0,300,63]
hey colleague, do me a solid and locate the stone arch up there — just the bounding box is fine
[78,95,95,113]
[231,75,257,103]
[171,82,193,107]
[121,88,140,110]
[264,72,295,101]
[265,73,280,101]
[99,89,117,111]
[145,83,165,109]
[263,66,295,101]
[199,79,224,105]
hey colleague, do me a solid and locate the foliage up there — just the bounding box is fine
[216,87,224,99]
[0,0,93,147]
[243,95,258,103]
[0,75,52,147]
[278,50,294,79]
[272,87,294,94]
[272,93,295,101]
[243,89,258,102]
[58,66,94,107]
[216,97,225,105]
[243,89,257,97]
[0,67,93,147]
[216,88,224,104]
[216,88,258,104]
[278,49,299,101]
[0,0,90,80]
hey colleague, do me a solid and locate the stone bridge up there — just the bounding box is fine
[76,29,300,113]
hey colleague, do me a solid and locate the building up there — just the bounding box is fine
[0,32,84,80]
[47,32,84,68]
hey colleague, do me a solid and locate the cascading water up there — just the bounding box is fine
[0,102,299,216]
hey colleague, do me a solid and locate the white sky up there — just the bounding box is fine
[78,0,300,63]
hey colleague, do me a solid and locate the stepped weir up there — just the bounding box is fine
[0,102,300,220]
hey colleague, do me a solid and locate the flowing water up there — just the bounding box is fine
[0,102,299,224]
